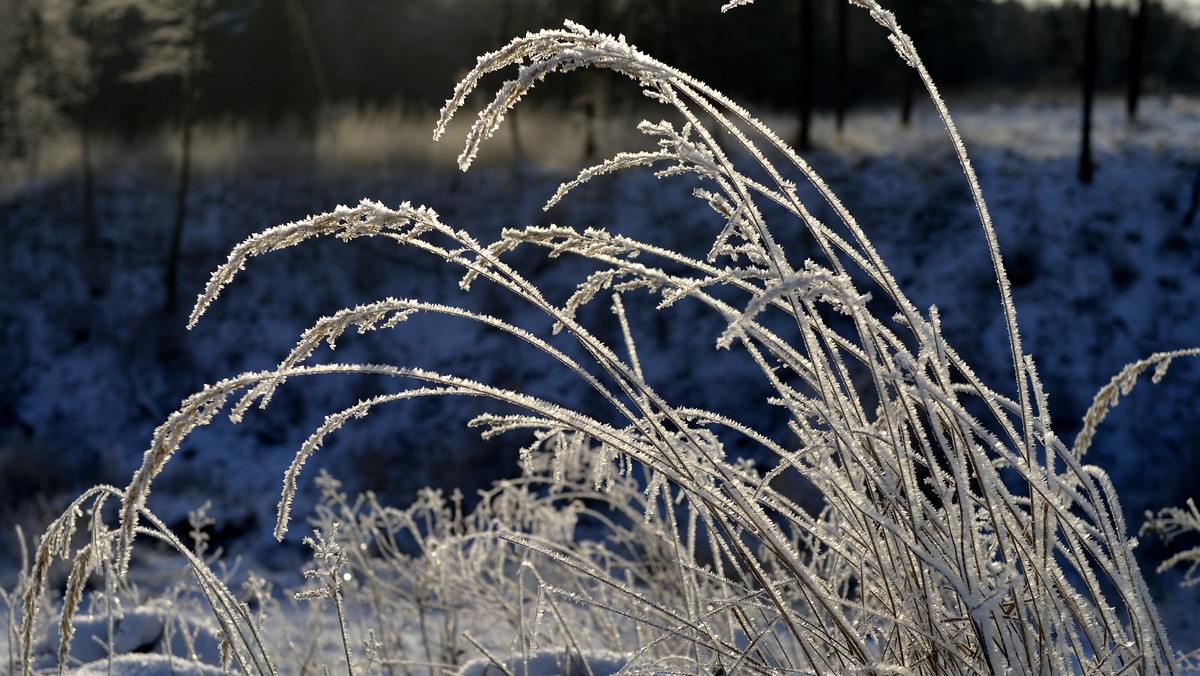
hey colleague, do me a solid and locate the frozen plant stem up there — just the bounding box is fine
[296,525,355,676]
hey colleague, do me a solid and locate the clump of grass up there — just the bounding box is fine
[17,485,276,674]
[19,1,1198,673]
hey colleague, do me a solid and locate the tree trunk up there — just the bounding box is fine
[580,0,604,163]
[1126,0,1148,125]
[900,0,921,127]
[164,2,203,314]
[72,0,105,264]
[499,0,526,175]
[80,101,96,248]
[283,0,330,151]
[164,102,194,314]
[77,9,99,258]
[835,0,848,135]
[80,99,102,298]
[1079,0,1098,184]
[23,8,49,181]
[796,0,814,150]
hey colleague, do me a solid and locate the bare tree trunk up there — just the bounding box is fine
[79,98,103,298]
[71,0,106,262]
[164,0,204,313]
[581,0,604,163]
[795,0,814,150]
[835,0,848,136]
[22,8,49,182]
[80,100,96,248]
[77,17,99,258]
[283,0,329,110]
[499,0,526,175]
[900,0,921,127]
[283,0,330,159]
[164,97,194,314]
[1079,0,1098,183]
[1126,0,1148,126]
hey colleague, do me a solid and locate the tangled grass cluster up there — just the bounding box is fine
[10,1,1200,674]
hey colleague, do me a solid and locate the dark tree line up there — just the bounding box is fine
[4,0,1199,142]
[3,0,1199,194]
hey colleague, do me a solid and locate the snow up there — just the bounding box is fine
[457,650,632,676]
[28,601,225,674]
[3,94,1200,671]
[71,656,225,676]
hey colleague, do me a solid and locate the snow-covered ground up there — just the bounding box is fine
[3,94,1200,671]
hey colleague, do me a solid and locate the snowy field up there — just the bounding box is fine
[3,94,1200,672]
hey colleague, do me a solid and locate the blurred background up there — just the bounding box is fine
[2,0,1199,186]
[3,0,1200,587]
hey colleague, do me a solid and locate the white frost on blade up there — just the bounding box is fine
[720,0,756,11]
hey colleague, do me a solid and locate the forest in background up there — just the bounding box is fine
[3,0,1200,160]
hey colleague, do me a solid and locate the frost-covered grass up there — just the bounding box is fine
[6,1,1200,673]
